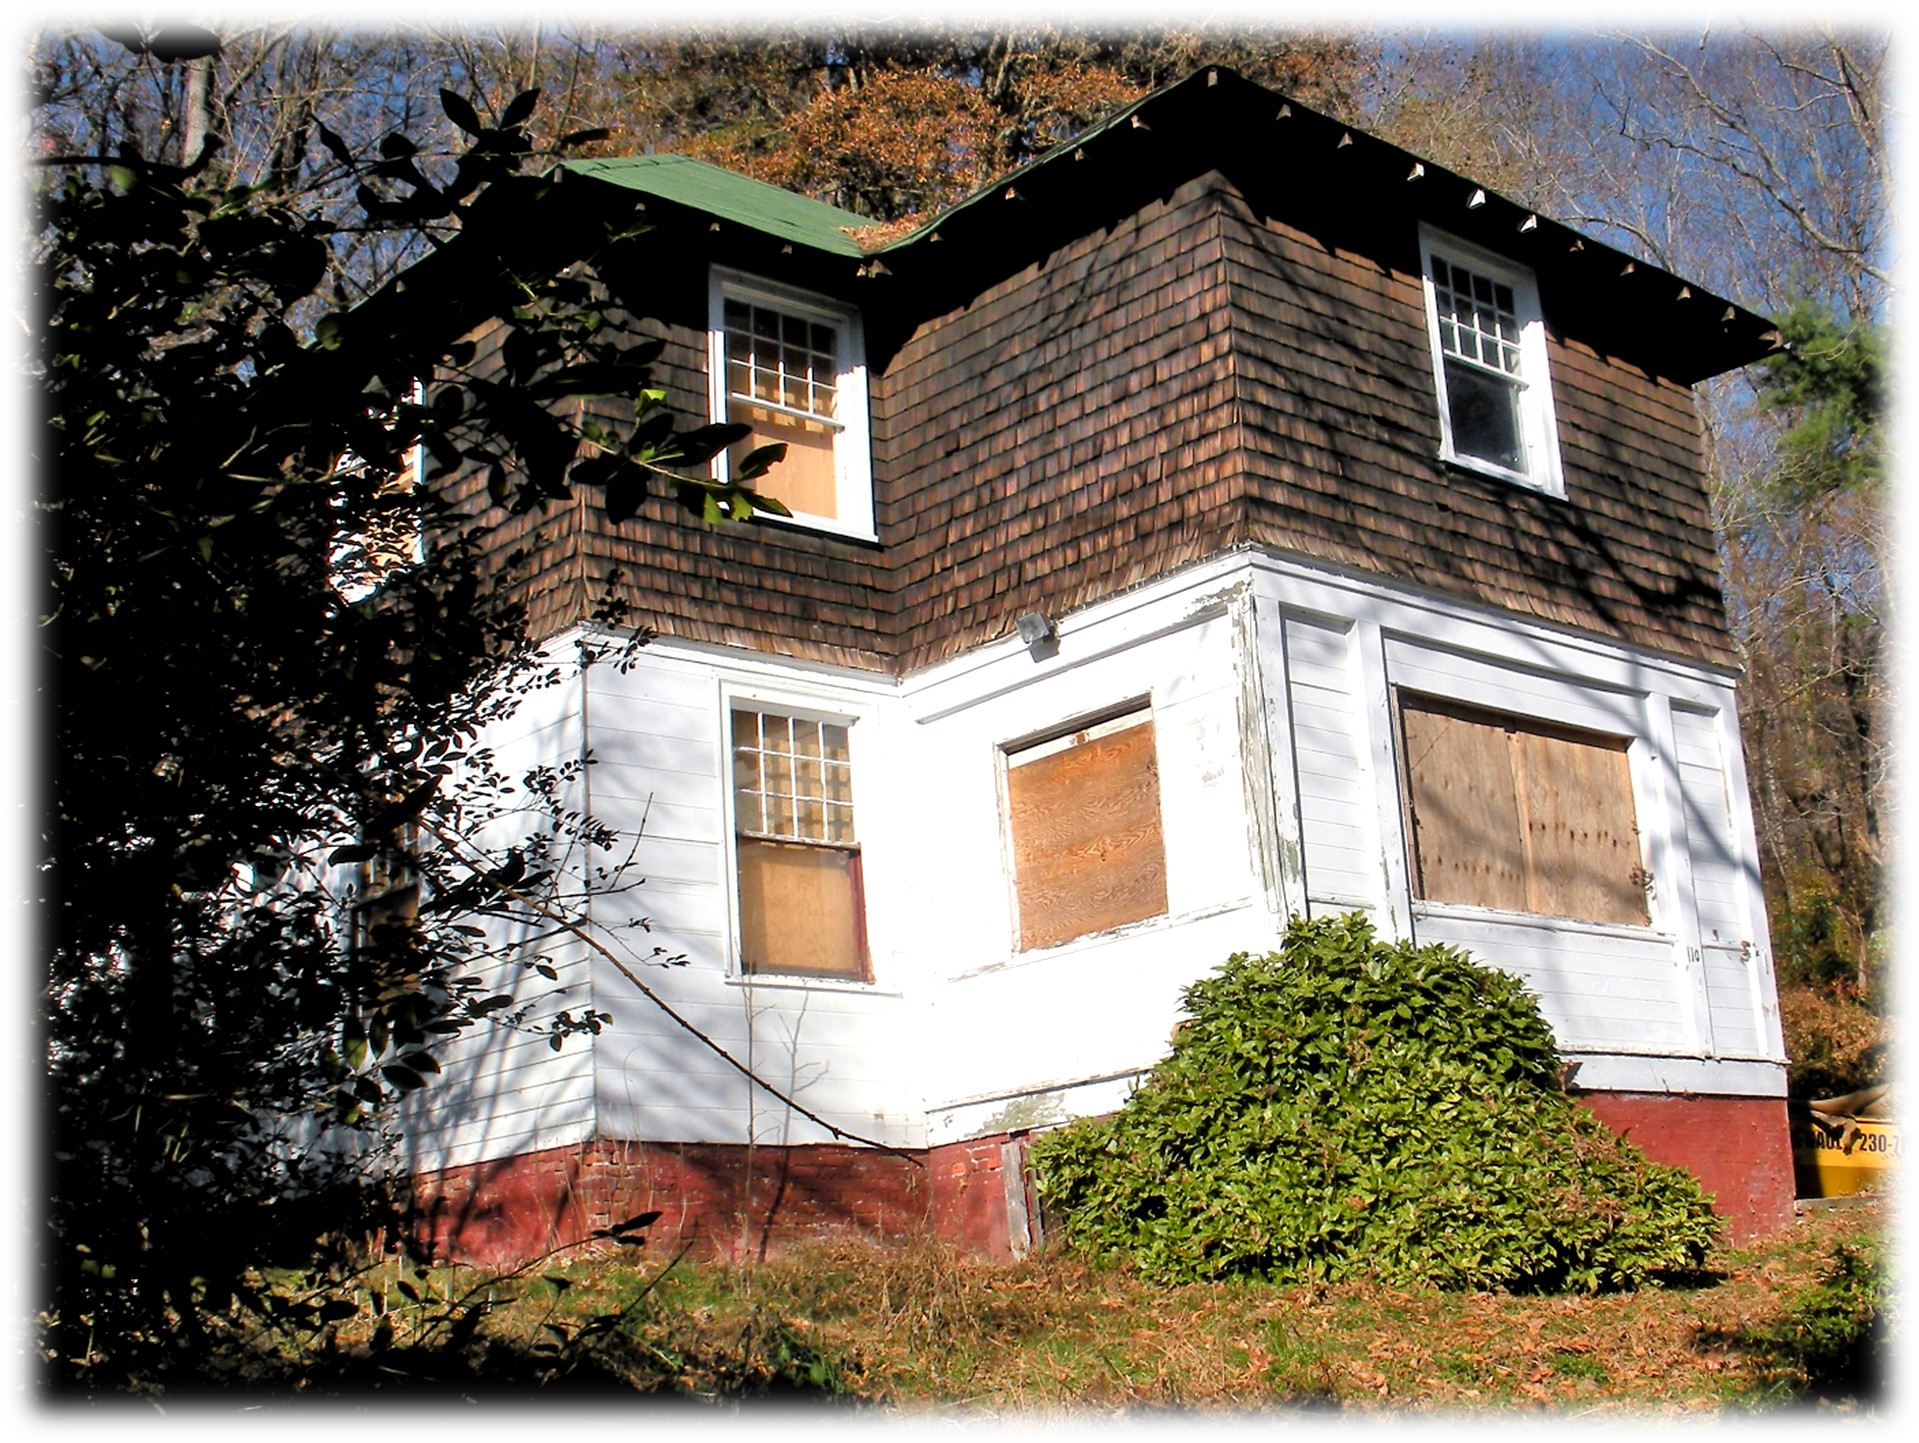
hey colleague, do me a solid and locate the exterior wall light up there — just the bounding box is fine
[1015,612,1057,646]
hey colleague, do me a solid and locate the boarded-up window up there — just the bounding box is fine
[1397,694,1649,926]
[1006,708,1168,951]
[732,708,868,980]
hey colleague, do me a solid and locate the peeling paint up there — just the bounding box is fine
[1230,587,1303,923]
[1186,577,1251,620]
[979,1091,1067,1134]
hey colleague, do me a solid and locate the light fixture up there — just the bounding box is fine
[1015,612,1056,646]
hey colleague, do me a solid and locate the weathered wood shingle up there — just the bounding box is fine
[435,75,1753,678]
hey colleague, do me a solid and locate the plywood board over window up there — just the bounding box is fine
[1006,707,1168,951]
[732,707,869,981]
[1397,693,1648,926]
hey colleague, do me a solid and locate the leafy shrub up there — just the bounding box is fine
[1735,1238,1890,1404]
[1777,983,1889,1099]
[1030,915,1721,1292]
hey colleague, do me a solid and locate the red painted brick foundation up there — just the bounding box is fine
[414,1139,931,1267]
[415,1093,1793,1265]
[1573,1091,1794,1243]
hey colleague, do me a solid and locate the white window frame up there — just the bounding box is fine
[707,268,875,541]
[1418,226,1565,498]
[720,690,875,986]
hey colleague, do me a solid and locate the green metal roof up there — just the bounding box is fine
[561,153,873,257]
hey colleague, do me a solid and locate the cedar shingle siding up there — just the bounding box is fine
[440,138,1741,675]
[882,174,1242,673]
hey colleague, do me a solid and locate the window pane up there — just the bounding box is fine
[733,785,763,835]
[823,723,849,762]
[1444,358,1526,473]
[823,761,853,805]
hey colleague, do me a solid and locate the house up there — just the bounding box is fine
[403,67,1793,1266]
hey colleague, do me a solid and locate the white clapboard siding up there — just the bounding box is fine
[906,608,1267,1114]
[1669,706,1749,948]
[1281,611,1382,914]
[1702,954,1763,1056]
[922,906,1265,1114]
[403,934,600,1169]
[401,657,601,1171]
[1383,635,1647,739]
[1669,704,1766,1056]
[1411,909,1690,1051]
[579,647,922,1150]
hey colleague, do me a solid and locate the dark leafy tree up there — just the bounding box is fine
[35,61,777,1388]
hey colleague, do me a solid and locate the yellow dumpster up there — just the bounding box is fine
[1791,1084,1895,1198]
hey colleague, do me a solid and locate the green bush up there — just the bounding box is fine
[1030,915,1721,1292]
[1741,1238,1890,1404]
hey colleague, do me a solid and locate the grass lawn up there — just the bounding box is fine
[173,1194,1889,1415]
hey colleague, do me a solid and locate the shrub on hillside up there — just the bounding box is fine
[1777,984,1889,1099]
[1030,915,1721,1292]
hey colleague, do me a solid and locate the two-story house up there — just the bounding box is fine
[403,67,1792,1266]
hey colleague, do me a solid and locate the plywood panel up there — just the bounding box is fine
[1008,720,1168,950]
[1400,700,1529,913]
[737,839,869,980]
[1516,728,1648,925]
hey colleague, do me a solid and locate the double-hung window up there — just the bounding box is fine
[731,706,869,981]
[708,271,874,539]
[1419,228,1564,496]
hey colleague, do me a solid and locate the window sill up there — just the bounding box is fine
[1439,449,1565,499]
[1411,899,1669,943]
[724,971,901,998]
[749,508,880,545]
[948,895,1259,982]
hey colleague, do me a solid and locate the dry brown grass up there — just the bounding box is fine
[585,1198,1887,1414]
[216,1198,1884,1413]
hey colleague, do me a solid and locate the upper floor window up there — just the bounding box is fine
[1419,229,1564,497]
[708,270,874,540]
